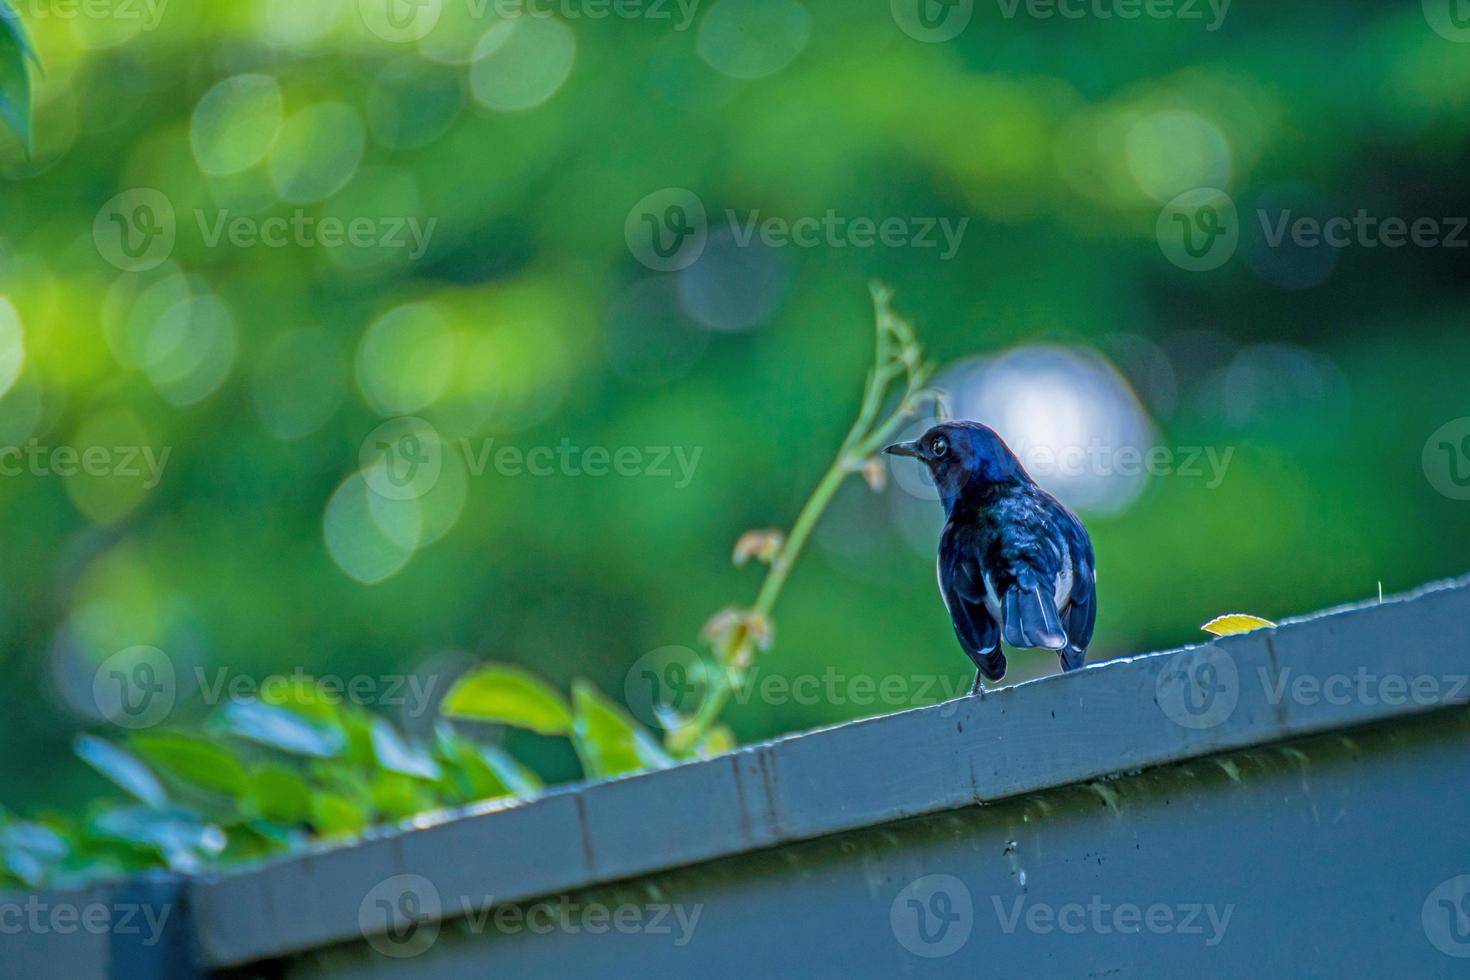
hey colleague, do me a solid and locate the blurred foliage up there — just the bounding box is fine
[1,0,1469,884]
[2,678,547,889]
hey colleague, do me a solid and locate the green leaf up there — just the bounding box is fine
[308,792,367,837]
[74,735,168,809]
[131,733,248,796]
[0,2,37,147]
[1201,613,1276,637]
[88,806,226,872]
[478,745,542,796]
[211,700,346,758]
[441,664,573,735]
[245,764,310,824]
[0,820,69,886]
[570,681,674,780]
[369,772,433,820]
[433,722,541,802]
[370,718,441,780]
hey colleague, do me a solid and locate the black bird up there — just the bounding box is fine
[885,421,1096,694]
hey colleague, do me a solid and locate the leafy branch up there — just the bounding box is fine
[443,285,942,762]
[668,283,940,752]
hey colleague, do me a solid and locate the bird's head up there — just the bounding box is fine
[884,421,1027,507]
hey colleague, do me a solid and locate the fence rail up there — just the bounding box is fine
[6,576,1469,977]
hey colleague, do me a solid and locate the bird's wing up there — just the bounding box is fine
[989,494,1070,652]
[939,526,1006,681]
[1058,508,1096,671]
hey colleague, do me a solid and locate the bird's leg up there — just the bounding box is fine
[970,670,986,699]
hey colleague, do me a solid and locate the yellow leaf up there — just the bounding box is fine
[1200,613,1276,637]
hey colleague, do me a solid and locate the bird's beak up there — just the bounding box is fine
[883,440,924,459]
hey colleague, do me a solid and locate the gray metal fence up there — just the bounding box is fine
[7,577,1470,978]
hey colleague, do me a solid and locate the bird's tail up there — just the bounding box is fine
[1001,575,1068,651]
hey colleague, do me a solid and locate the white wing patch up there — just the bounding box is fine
[1054,557,1074,613]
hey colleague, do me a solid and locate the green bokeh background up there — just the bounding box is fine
[2,0,1468,814]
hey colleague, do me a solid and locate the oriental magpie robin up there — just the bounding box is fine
[886,421,1097,694]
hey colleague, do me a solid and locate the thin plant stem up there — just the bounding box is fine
[669,285,937,752]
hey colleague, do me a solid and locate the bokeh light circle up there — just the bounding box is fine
[470,17,577,112]
[324,472,422,584]
[0,297,25,398]
[190,74,284,177]
[697,0,811,80]
[269,102,367,204]
[359,416,445,501]
[356,302,457,415]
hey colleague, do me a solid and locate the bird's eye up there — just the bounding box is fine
[930,437,948,458]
